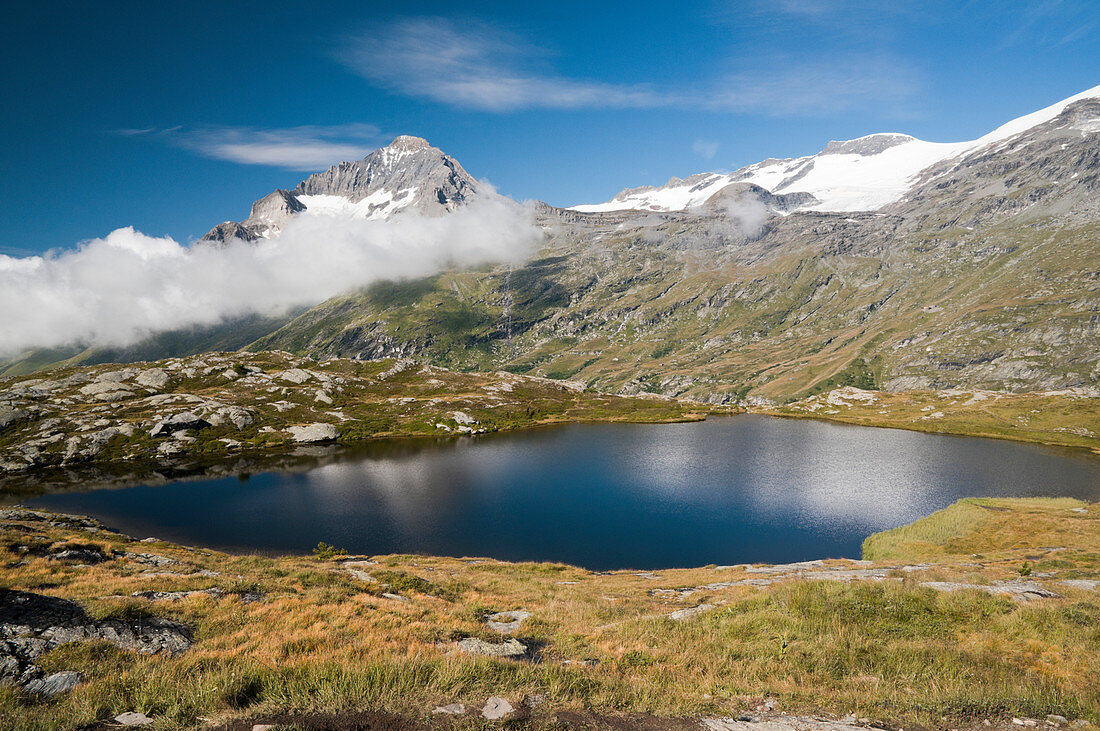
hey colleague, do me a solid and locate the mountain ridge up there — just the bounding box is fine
[201,135,480,242]
[5,85,1100,401]
[570,84,1100,215]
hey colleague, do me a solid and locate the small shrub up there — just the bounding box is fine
[312,542,347,561]
[618,650,656,670]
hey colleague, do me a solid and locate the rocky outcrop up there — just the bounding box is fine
[0,589,192,696]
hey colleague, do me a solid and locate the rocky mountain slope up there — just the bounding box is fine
[5,89,1099,401]
[202,135,480,242]
[571,84,1100,214]
[239,90,1100,400]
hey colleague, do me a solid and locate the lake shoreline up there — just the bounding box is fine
[15,415,1100,569]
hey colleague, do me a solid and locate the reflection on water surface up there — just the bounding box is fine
[16,416,1100,569]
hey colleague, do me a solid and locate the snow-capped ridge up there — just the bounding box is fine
[570,84,1100,215]
[202,136,479,242]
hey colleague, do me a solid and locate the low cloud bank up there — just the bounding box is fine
[724,195,770,238]
[0,194,540,357]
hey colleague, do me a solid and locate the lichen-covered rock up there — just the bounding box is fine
[0,590,192,696]
[287,423,339,443]
[134,368,169,390]
[481,697,516,720]
[454,637,527,658]
[0,406,30,431]
[278,368,313,384]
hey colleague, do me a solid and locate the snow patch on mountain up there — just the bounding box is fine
[571,84,1100,215]
[203,136,478,242]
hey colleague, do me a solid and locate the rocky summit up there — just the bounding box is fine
[201,135,480,242]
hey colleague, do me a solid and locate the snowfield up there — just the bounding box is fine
[570,84,1100,214]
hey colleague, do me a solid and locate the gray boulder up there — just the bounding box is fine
[0,406,29,431]
[455,638,527,658]
[150,412,210,437]
[115,711,154,726]
[486,610,531,634]
[135,368,169,389]
[481,697,516,721]
[23,670,82,697]
[287,423,339,443]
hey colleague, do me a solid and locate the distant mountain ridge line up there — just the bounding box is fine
[5,84,1099,400]
[570,84,1100,214]
[202,85,1100,243]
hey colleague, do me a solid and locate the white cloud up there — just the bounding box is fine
[126,124,385,169]
[0,192,541,357]
[693,139,719,159]
[338,18,918,116]
[723,194,770,238]
[707,54,921,116]
[339,18,663,112]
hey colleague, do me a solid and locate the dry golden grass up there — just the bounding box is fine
[766,390,1100,452]
[2,500,1099,730]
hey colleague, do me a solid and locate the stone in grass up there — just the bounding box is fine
[115,711,155,726]
[481,697,515,720]
[23,671,82,697]
[433,703,466,715]
[668,603,717,621]
[0,406,30,431]
[486,610,532,634]
[287,423,339,443]
[455,637,527,658]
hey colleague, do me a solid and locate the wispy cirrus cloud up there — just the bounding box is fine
[337,17,920,116]
[693,139,719,159]
[338,18,663,112]
[122,123,385,169]
[708,53,921,117]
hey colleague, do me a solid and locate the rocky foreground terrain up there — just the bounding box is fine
[0,351,697,477]
[1,498,1097,729]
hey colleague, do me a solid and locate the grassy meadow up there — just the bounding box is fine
[1,498,1098,730]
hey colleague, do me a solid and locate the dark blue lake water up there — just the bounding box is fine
[21,416,1100,569]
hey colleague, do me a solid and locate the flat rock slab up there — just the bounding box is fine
[21,670,82,697]
[482,697,515,720]
[115,711,155,726]
[455,637,528,658]
[920,580,1061,600]
[123,552,178,567]
[669,604,718,621]
[433,703,466,715]
[703,717,868,731]
[132,588,223,602]
[487,610,531,634]
[287,423,339,443]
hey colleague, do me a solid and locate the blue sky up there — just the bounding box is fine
[2,1,1098,255]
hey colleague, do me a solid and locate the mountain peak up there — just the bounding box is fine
[202,136,478,242]
[386,135,432,152]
